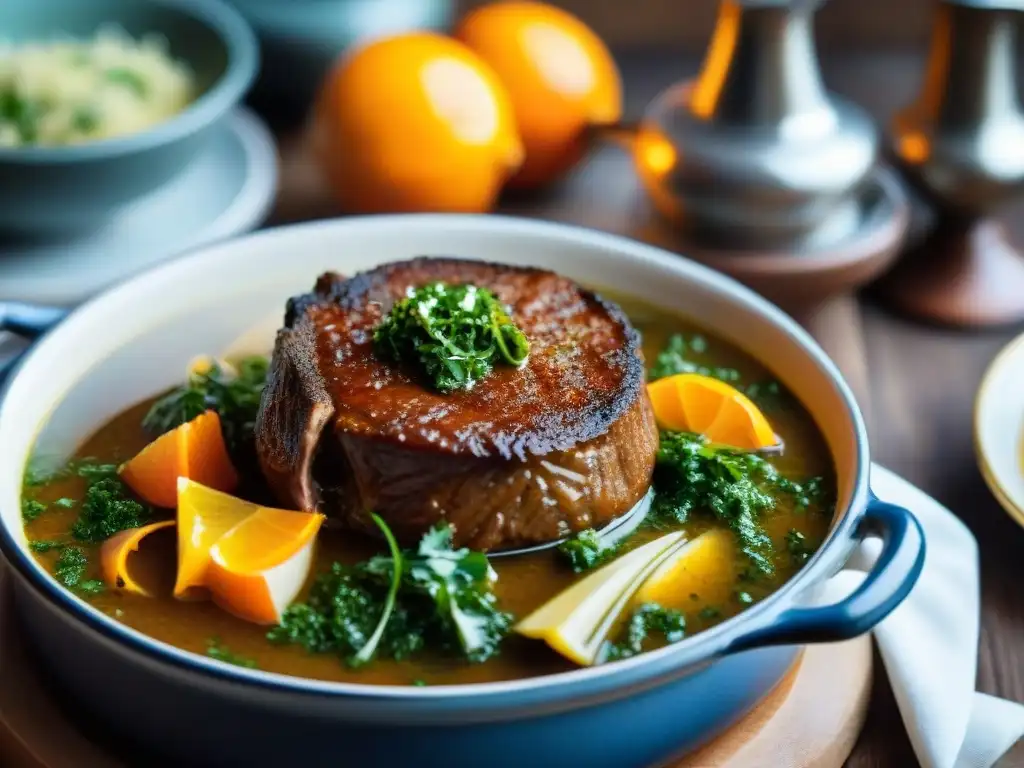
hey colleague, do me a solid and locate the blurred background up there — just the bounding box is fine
[457,0,934,49]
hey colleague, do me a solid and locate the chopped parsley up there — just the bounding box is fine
[786,529,814,565]
[373,282,531,392]
[649,333,782,409]
[53,497,76,509]
[0,88,46,143]
[53,546,104,594]
[29,539,67,553]
[104,68,147,97]
[605,603,686,661]
[70,463,152,543]
[21,498,46,522]
[557,528,620,572]
[206,639,258,669]
[70,107,99,134]
[650,432,831,577]
[142,355,269,452]
[269,521,512,666]
[699,606,723,621]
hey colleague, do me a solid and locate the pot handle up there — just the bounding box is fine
[0,302,67,381]
[727,496,925,651]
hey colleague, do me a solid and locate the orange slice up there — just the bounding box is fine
[100,520,176,596]
[173,477,258,598]
[119,410,239,508]
[647,374,777,450]
[205,507,325,625]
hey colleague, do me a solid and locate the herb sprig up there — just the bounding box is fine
[649,333,781,409]
[53,546,105,595]
[69,463,153,543]
[605,603,686,661]
[269,520,512,666]
[651,432,831,577]
[373,282,531,392]
[557,528,620,573]
[141,356,268,452]
[206,639,258,669]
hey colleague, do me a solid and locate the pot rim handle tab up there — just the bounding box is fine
[0,302,67,381]
[727,495,925,651]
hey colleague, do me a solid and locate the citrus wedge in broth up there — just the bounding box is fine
[174,477,258,597]
[515,532,685,665]
[647,374,777,450]
[633,529,737,612]
[206,507,324,625]
[119,410,239,508]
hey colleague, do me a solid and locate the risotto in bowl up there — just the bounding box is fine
[0,0,258,236]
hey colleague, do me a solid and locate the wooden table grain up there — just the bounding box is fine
[271,49,1024,767]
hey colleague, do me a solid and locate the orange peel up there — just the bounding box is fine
[99,520,175,596]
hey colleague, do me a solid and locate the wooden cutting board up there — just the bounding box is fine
[0,567,872,768]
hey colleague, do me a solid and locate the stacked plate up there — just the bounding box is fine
[0,109,277,306]
[974,333,1024,526]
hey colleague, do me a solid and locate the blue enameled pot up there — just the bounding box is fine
[0,216,924,767]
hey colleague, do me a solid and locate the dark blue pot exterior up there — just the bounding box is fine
[8,494,924,767]
[15,579,794,768]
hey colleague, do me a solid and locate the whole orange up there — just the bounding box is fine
[313,32,524,213]
[454,2,622,189]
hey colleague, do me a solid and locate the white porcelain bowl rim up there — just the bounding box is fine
[0,214,870,707]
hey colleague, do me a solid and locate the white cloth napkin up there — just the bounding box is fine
[819,464,1024,768]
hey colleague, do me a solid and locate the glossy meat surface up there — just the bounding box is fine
[255,257,658,550]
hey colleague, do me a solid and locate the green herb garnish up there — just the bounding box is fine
[269,521,512,666]
[649,333,781,409]
[29,539,67,553]
[699,606,722,621]
[373,282,531,392]
[53,545,105,594]
[352,513,404,666]
[651,432,830,577]
[605,603,686,661]
[70,107,99,134]
[557,528,620,572]
[786,529,813,565]
[70,463,152,543]
[77,579,106,595]
[0,87,46,143]
[53,497,76,509]
[104,68,147,97]
[142,356,269,452]
[21,498,46,522]
[206,639,258,669]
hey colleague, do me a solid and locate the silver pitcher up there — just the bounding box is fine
[882,0,1024,327]
[634,0,878,250]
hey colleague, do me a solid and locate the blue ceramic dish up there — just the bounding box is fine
[226,0,453,112]
[0,216,925,767]
[0,0,259,235]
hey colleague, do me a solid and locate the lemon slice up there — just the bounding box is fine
[515,532,686,665]
[633,528,737,612]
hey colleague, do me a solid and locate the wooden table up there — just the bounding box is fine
[271,49,1024,768]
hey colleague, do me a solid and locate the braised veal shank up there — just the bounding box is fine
[255,257,658,551]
